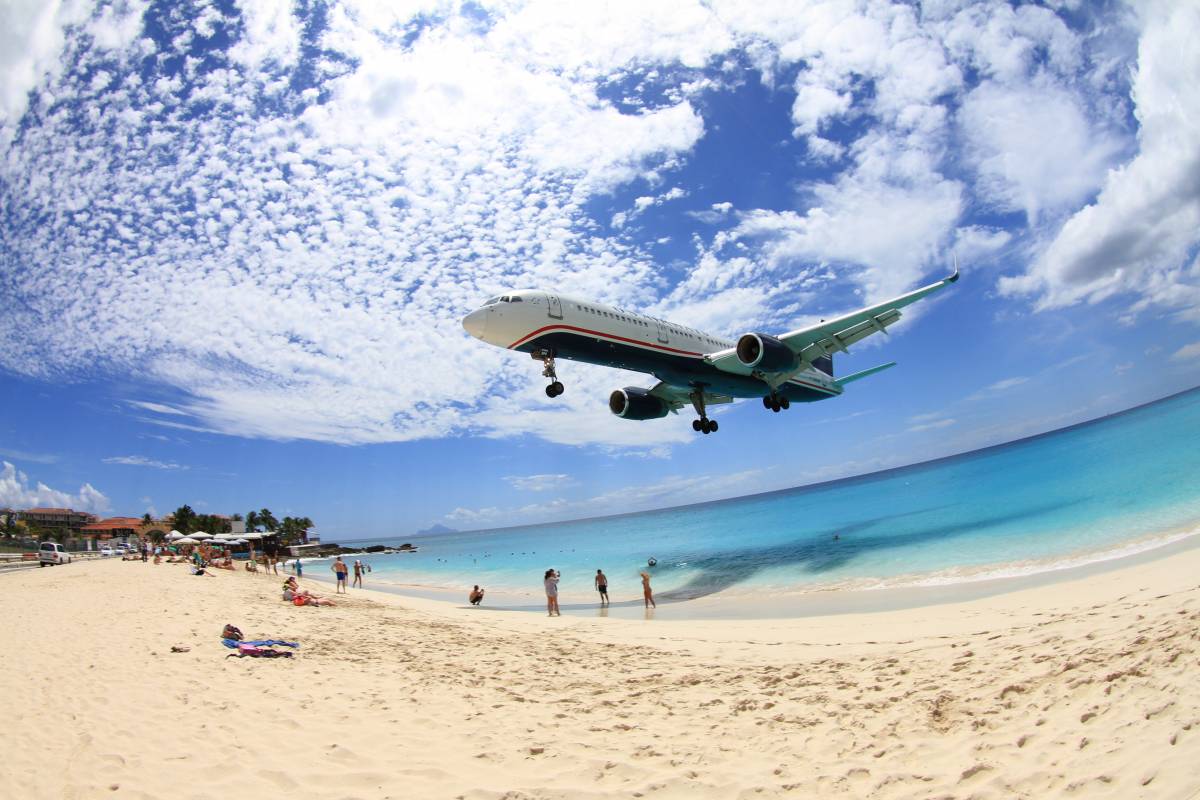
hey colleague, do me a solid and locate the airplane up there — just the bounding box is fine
[461,268,959,434]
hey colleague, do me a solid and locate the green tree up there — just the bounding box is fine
[141,513,153,526]
[148,529,165,545]
[172,505,196,534]
[258,508,279,532]
[245,510,260,532]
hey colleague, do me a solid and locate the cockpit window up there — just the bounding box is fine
[484,296,501,306]
[510,296,522,302]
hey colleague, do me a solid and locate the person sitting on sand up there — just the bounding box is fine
[469,585,485,606]
[640,571,656,609]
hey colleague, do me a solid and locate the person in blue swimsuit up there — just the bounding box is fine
[331,556,348,593]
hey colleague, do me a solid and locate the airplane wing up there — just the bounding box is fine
[706,269,959,377]
[648,381,734,414]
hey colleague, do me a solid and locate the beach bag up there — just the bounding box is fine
[293,595,307,606]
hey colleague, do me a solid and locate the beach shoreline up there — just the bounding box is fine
[302,523,1200,621]
[4,539,1197,798]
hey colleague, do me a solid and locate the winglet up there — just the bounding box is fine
[948,253,960,283]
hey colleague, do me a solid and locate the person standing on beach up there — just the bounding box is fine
[595,569,609,605]
[295,558,303,577]
[640,571,656,609]
[353,559,363,588]
[544,569,560,616]
[332,556,348,593]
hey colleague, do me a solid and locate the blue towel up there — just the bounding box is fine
[222,638,299,649]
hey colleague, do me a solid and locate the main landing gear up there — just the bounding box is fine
[763,393,791,413]
[690,390,718,435]
[533,348,564,397]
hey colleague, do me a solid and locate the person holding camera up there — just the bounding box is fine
[544,569,560,616]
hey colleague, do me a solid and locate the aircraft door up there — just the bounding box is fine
[655,320,668,344]
[547,295,563,320]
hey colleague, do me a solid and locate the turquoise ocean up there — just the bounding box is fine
[336,388,1200,609]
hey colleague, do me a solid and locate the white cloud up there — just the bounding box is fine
[1170,342,1200,362]
[0,461,111,513]
[960,78,1124,224]
[907,417,956,433]
[1000,0,1200,312]
[102,455,187,470]
[446,467,767,528]
[0,1,1162,453]
[504,473,573,492]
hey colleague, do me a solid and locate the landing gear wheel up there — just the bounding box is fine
[534,349,563,398]
[771,400,781,412]
[692,419,702,432]
[707,420,718,433]
[780,396,790,410]
[762,396,772,409]
[701,423,711,434]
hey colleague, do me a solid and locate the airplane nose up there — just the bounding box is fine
[462,308,488,340]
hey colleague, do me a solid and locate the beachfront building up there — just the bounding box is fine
[18,507,96,535]
[79,517,145,546]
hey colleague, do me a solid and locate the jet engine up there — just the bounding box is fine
[736,333,797,372]
[609,387,670,420]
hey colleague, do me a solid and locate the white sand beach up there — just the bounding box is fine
[2,547,1198,799]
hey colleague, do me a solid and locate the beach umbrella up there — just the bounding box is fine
[190,531,213,540]
[242,531,263,540]
[176,537,198,545]
[166,530,184,541]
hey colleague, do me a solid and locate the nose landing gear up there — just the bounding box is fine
[533,349,564,397]
[690,390,719,434]
[762,393,790,413]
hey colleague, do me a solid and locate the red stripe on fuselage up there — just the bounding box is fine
[509,324,703,357]
[510,324,839,396]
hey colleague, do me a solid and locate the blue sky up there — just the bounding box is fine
[1,0,1198,539]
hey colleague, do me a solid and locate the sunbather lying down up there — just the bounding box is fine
[282,579,335,606]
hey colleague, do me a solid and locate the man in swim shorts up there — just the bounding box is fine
[332,556,348,593]
[594,569,609,605]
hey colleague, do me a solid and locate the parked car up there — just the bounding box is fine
[100,547,115,557]
[39,542,71,566]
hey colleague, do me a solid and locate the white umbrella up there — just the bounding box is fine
[166,530,184,541]
[242,531,263,540]
[190,531,213,540]
[175,537,198,545]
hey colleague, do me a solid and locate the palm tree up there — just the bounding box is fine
[258,508,279,533]
[245,510,260,532]
[172,505,196,534]
[141,513,153,527]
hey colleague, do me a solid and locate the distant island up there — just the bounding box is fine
[415,524,458,536]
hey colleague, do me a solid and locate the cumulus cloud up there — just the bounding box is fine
[1000,1,1200,313]
[0,0,1162,452]
[0,461,111,512]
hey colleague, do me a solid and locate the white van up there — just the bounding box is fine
[39,542,71,566]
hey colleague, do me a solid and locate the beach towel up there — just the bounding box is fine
[221,638,298,649]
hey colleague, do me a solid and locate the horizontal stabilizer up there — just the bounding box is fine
[835,362,896,387]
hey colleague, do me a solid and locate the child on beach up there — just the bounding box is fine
[469,585,485,606]
[544,569,560,616]
[332,556,348,593]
